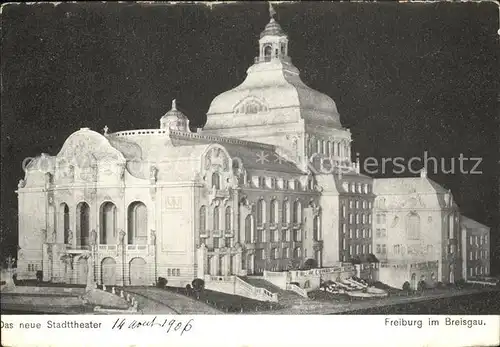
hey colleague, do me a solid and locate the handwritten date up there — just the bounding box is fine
[111,317,193,336]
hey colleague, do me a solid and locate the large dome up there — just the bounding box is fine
[204,16,342,131]
[205,59,342,130]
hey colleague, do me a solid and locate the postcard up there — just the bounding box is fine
[1,1,499,347]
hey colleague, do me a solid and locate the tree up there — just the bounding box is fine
[402,281,411,292]
[417,280,426,292]
[156,277,167,289]
[303,258,318,270]
[191,278,205,299]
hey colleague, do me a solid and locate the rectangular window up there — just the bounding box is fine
[342,224,346,234]
[382,244,387,254]
[376,244,381,254]
[469,268,473,277]
[349,228,353,239]
[350,245,354,256]
[213,237,219,248]
[376,229,381,238]
[368,244,372,253]
[342,237,346,249]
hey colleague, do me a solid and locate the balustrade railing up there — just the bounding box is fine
[286,283,308,298]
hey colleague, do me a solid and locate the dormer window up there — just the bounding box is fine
[264,45,272,61]
[258,176,266,188]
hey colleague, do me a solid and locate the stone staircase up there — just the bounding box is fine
[238,276,306,306]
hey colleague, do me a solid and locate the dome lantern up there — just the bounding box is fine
[160,99,190,132]
[257,4,289,64]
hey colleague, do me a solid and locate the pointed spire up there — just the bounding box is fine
[172,99,177,111]
[269,2,276,19]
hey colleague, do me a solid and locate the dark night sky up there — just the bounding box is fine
[1,2,499,272]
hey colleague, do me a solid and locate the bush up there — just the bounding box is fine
[36,270,43,282]
[402,281,411,292]
[12,274,17,284]
[185,284,193,296]
[455,278,466,288]
[192,278,205,299]
[303,258,318,270]
[156,277,168,288]
[437,281,444,288]
[417,280,426,292]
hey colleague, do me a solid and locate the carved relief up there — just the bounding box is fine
[205,148,229,172]
[18,179,26,189]
[233,96,269,115]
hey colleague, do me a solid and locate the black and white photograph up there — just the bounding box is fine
[1,1,499,346]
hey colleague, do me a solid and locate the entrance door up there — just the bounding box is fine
[129,258,147,285]
[410,273,417,290]
[75,258,88,285]
[101,257,117,285]
[449,265,455,284]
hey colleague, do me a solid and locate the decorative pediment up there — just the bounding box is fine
[203,146,230,172]
[233,96,269,115]
[56,129,126,183]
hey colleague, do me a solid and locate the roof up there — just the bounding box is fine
[373,177,449,195]
[260,18,286,38]
[460,215,490,231]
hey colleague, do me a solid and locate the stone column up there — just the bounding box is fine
[197,244,207,279]
[214,249,220,276]
[223,252,230,276]
[235,247,242,276]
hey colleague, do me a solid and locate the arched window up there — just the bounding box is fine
[128,202,147,245]
[256,199,266,226]
[245,215,254,242]
[200,206,207,233]
[76,202,90,247]
[407,213,421,240]
[225,206,232,231]
[212,172,221,190]
[326,141,331,156]
[292,200,302,224]
[448,214,454,239]
[100,202,117,245]
[270,199,278,224]
[264,45,272,61]
[61,203,70,244]
[282,200,290,223]
[313,216,320,240]
[213,206,220,230]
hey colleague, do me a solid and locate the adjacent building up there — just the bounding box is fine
[461,216,491,280]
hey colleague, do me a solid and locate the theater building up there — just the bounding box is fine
[15,11,488,294]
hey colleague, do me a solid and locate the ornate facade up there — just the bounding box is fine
[16,13,488,290]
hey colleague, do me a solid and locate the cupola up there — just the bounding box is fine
[160,99,190,132]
